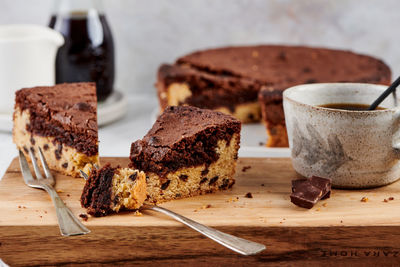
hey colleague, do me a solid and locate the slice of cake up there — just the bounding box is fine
[13,82,99,177]
[156,45,391,146]
[80,164,147,217]
[129,105,241,203]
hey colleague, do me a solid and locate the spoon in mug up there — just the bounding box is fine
[368,76,400,110]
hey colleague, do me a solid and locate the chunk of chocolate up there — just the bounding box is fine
[290,176,331,209]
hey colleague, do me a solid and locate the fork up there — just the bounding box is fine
[19,148,90,236]
[141,203,266,255]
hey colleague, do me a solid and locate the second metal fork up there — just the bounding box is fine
[19,148,90,236]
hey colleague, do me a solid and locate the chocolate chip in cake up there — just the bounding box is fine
[161,180,171,190]
[43,144,49,151]
[62,162,68,169]
[201,168,209,176]
[55,144,63,160]
[129,172,138,181]
[209,176,219,185]
[200,178,208,184]
[219,178,230,189]
[247,113,255,121]
[175,193,182,198]
[73,102,91,111]
[30,136,35,145]
[113,195,120,206]
[23,146,29,153]
[179,174,188,182]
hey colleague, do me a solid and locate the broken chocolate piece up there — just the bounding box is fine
[290,176,331,209]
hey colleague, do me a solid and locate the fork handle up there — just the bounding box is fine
[43,184,90,236]
[144,204,266,255]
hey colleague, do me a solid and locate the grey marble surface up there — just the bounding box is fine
[0,0,398,177]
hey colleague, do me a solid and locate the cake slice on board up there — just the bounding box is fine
[130,105,241,203]
[13,82,99,177]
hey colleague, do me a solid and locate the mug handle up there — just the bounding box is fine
[392,109,400,156]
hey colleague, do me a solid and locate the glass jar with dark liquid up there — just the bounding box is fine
[49,0,114,101]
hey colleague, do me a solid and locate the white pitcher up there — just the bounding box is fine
[0,24,64,114]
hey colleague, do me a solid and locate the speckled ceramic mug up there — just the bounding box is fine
[283,83,400,188]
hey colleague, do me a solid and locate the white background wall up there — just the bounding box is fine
[0,0,399,97]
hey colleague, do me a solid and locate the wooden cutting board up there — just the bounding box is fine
[1,157,400,266]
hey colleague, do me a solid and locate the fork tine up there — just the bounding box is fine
[80,170,89,180]
[38,147,54,183]
[18,150,35,184]
[28,147,44,179]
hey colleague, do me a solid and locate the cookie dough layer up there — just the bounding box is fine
[111,168,147,212]
[146,134,239,203]
[13,109,99,177]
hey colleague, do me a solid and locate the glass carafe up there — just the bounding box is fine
[49,0,115,101]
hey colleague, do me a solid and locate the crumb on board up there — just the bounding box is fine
[261,184,265,187]
[259,142,265,146]
[56,189,64,193]
[226,197,239,203]
[389,197,394,201]
[206,204,212,209]
[361,197,368,202]
[322,203,327,207]
[67,194,70,197]
[133,210,142,216]
[39,215,42,218]
[79,213,89,221]
[18,205,21,209]
[384,199,389,202]
[316,208,320,211]
[245,192,253,198]
[193,209,198,212]
[44,211,47,214]
[241,166,251,172]
[340,220,343,223]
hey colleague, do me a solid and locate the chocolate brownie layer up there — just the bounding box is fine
[81,164,147,217]
[15,82,98,156]
[130,106,241,178]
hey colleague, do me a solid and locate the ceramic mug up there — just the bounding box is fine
[283,83,400,188]
[0,24,64,114]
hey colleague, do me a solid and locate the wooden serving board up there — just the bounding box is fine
[1,157,400,266]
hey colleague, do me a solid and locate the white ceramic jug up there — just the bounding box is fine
[0,24,64,114]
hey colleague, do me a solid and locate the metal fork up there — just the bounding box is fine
[19,148,90,236]
[80,170,265,255]
[141,204,266,255]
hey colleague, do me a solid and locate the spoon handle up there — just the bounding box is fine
[142,204,266,256]
[369,76,400,110]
